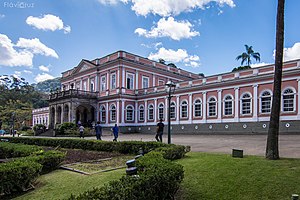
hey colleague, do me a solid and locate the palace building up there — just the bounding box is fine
[32,50,300,134]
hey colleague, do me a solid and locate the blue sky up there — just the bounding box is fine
[0,0,300,83]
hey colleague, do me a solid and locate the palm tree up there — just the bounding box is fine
[236,45,261,66]
[266,0,285,160]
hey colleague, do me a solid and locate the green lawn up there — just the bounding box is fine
[12,169,124,200]
[176,152,300,200]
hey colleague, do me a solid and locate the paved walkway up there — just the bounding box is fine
[28,133,300,159]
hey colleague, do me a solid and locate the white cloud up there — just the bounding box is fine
[130,0,235,17]
[23,70,32,74]
[0,34,58,67]
[0,14,5,19]
[135,17,199,40]
[141,42,163,49]
[282,42,300,61]
[97,0,128,5]
[34,73,55,83]
[14,71,22,77]
[251,62,272,68]
[39,65,50,72]
[148,47,200,67]
[26,14,71,34]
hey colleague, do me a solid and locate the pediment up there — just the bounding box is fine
[72,60,95,75]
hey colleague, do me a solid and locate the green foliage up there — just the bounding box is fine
[68,152,184,200]
[236,44,260,66]
[0,159,42,196]
[153,145,187,160]
[57,122,77,135]
[0,142,42,159]
[232,65,251,72]
[32,77,61,93]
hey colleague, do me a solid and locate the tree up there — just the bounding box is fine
[158,58,166,64]
[236,45,261,66]
[232,65,252,72]
[266,0,285,160]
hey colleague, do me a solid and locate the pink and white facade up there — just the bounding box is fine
[44,50,300,134]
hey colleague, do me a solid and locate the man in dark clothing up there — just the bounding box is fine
[0,119,2,130]
[155,118,164,142]
[95,121,102,140]
[112,124,119,142]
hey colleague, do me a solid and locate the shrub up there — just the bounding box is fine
[68,152,184,200]
[153,145,187,160]
[0,142,41,159]
[57,122,77,135]
[0,159,42,196]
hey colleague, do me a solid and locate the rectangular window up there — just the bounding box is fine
[90,81,94,92]
[142,76,149,89]
[101,76,106,91]
[208,102,216,116]
[261,97,271,113]
[242,99,251,114]
[111,73,116,90]
[224,101,233,115]
[158,80,165,86]
[126,73,134,90]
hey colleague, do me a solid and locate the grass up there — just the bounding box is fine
[176,152,300,200]
[12,169,124,200]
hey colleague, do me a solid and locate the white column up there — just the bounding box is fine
[189,94,192,123]
[80,79,83,90]
[234,87,239,122]
[144,100,148,124]
[116,100,120,124]
[218,89,222,122]
[106,102,109,124]
[106,72,109,91]
[253,84,258,121]
[122,67,125,88]
[135,70,139,90]
[298,79,300,117]
[202,92,207,123]
[135,101,138,123]
[165,97,168,120]
[154,98,157,123]
[95,74,98,92]
[87,77,90,91]
[153,75,156,87]
[121,100,125,124]
[176,96,180,123]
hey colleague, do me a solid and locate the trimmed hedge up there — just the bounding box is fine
[0,159,42,195]
[0,142,42,159]
[4,137,187,159]
[68,152,184,200]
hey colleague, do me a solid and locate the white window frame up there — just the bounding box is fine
[142,76,149,89]
[208,96,217,117]
[126,72,134,90]
[180,100,188,118]
[139,105,145,121]
[110,104,116,122]
[158,80,165,86]
[193,99,202,117]
[101,76,106,92]
[282,87,296,112]
[223,95,234,116]
[148,104,154,120]
[90,80,95,92]
[126,105,134,121]
[100,105,106,122]
[158,103,164,120]
[240,93,252,115]
[110,73,116,90]
[260,90,272,114]
[170,101,176,119]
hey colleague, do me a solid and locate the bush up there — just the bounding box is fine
[57,122,77,135]
[68,152,184,200]
[153,145,187,160]
[0,159,42,195]
[0,142,42,159]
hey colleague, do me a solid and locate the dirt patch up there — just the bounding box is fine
[42,147,123,164]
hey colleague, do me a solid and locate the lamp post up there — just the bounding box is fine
[166,81,176,144]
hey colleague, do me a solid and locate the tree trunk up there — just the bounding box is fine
[266,0,285,160]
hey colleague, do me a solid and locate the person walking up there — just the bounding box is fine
[95,121,102,140]
[155,118,164,142]
[112,124,119,142]
[79,125,84,138]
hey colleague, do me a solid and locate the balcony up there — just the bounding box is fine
[49,89,98,101]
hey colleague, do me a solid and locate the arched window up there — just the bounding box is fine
[100,105,106,122]
[170,102,176,119]
[180,100,188,118]
[148,104,154,120]
[283,88,295,112]
[241,93,252,115]
[194,99,202,117]
[224,95,233,116]
[126,105,134,121]
[158,103,164,120]
[261,91,272,113]
[208,97,217,116]
[110,104,116,121]
[139,105,144,121]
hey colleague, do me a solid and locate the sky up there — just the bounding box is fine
[0,0,300,83]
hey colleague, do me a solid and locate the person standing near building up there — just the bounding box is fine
[95,121,102,140]
[79,125,84,138]
[0,119,2,130]
[112,124,119,142]
[155,118,164,142]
